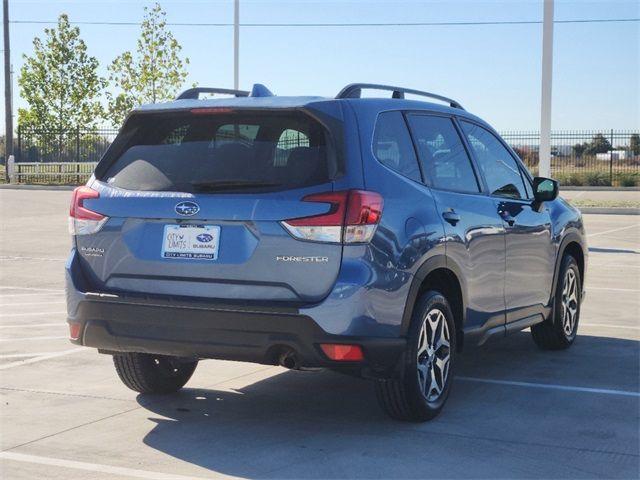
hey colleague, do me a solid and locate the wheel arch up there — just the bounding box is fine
[563,241,585,285]
[402,255,467,351]
[549,231,587,306]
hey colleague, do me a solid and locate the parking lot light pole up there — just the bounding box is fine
[539,0,554,178]
[3,0,13,175]
[234,0,239,90]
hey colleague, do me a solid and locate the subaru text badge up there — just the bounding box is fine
[175,201,200,216]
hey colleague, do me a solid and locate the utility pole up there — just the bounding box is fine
[233,0,239,90]
[539,0,554,178]
[3,0,13,172]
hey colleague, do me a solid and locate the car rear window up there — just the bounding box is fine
[99,111,332,193]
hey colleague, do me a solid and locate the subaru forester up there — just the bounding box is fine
[66,83,587,421]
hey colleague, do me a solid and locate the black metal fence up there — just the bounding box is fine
[501,130,640,186]
[16,126,118,164]
[14,127,640,186]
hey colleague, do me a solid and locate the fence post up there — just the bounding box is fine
[7,154,15,183]
[76,126,80,163]
[16,124,21,162]
[609,129,614,186]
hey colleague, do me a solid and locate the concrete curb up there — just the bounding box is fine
[579,207,640,215]
[0,184,76,191]
[562,186,640,192]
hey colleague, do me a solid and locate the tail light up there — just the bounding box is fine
[69,186,108,235]
[281,190,383,244]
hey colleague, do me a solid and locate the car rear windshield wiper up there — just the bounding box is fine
[190,180,282,192]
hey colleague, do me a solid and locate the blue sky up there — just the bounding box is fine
[2,0,638,131]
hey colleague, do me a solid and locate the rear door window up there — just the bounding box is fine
[372,111,422,182]
[100,112,331,193]
[406,115,480,193]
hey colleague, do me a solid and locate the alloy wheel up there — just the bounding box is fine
[561,269,579,336]
[416,308,451,402]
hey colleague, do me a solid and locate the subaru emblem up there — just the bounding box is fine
[175,201,200,216]
[196,233,214,243]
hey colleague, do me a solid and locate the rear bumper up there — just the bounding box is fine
[66,253,406,378]
[69,294,405,377]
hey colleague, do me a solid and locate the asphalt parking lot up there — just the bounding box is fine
[1,189,639,479]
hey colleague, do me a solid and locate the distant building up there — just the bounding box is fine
[596,150,629,161]
[554,145,573,156]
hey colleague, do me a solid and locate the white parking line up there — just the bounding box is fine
[588,263,640,269]
[0,286,64,292]
[0,452,214,480]
[457,376,640,397]
[0,301,66,307]
[0,335,67,342]
[589,287,640,293]
[0,255,67,261]
[587,224,640,238]
[581,323,639,330]
[0,352,71,359]
[0,323,65,329]
[0,292,65,298]
[0,348,86,370]
[0,311,66,318]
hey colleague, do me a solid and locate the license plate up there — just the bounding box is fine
[161,225,220,260]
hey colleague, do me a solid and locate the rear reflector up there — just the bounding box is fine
[281,190,383,244]
[320,344,364,361]
[69,186,108,235]
[68,322,82,341]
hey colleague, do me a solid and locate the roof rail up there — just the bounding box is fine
[176,87,250,100]
[335,83,464,110]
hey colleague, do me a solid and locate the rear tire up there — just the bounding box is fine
[531,254,581,350]
[113,353,198,394]
[375,290,456,422]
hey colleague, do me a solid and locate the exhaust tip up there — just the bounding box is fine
[278,350,300,370]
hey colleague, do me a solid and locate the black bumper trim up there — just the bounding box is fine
[70,295,406,377]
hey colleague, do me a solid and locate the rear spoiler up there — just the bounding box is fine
[176,84,275,100]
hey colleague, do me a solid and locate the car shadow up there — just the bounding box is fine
[135,332,639,478]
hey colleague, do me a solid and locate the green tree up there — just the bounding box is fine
[18,14,106,130]
[629,134,640,156]
[106,3,190,127]
[572,143,587,159]
[585,134,612,155]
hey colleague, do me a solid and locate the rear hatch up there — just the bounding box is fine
[73,108,344,303]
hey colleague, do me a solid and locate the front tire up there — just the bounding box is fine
[113,353,198,394]
[375,290,456,422]
[531,254,581,350]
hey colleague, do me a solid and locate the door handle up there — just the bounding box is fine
[499,210,516,226]
[442,210,461,226]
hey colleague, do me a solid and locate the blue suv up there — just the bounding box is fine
[66,83,587,421]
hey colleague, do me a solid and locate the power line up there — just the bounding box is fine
[8,18,640,27]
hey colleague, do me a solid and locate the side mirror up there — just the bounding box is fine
[533,177,559,203]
